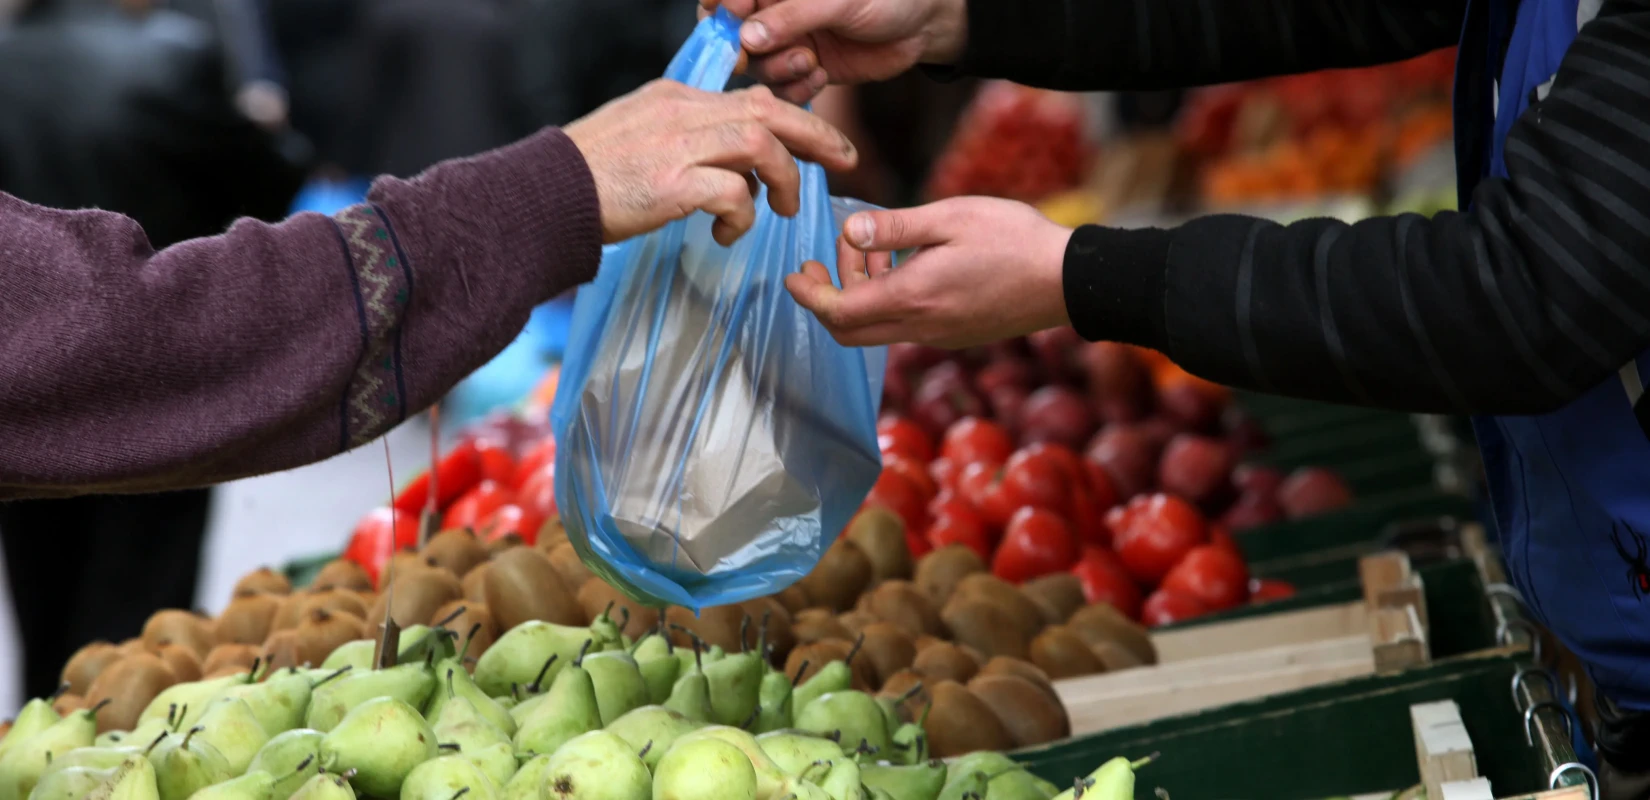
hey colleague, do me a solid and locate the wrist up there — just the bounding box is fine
[920,0,968,65]
[1061,225,1171,348]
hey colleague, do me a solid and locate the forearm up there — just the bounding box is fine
[0,128,600,498]
[958,0,1465,90]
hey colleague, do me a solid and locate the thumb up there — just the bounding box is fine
[843,203,957,252]
[740,0,845,52]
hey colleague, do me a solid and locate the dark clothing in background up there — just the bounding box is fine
[0,1,301,699]
[268,0,363,167]
[510,0,694,126]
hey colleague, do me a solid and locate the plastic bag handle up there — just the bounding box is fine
[664,8,743,93]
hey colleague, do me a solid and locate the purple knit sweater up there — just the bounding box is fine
[0,128,601,499]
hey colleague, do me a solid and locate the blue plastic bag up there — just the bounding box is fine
[549,9,886,610]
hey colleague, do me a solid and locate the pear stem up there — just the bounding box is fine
[313,665,353,689]
[145,732,169,755]
[284,755,316,780]
[756,610,772,659]
[617,606,631,631]
[1154,790,1170,800]
[529,656,558,693]
[167,704,178,728]
[49,682,70,702]
[86,698,113,719]
[182,725,204,749]
[248,657,264,683]
[896,682,925,703]
[449,788,470,800]
[175,704,189,731]
[434,605,468,630]
[740,707,760,731]
[601,601,615,621]
[638,741,653,759]
[791,660,810,688]
[1131,753,1161,770]
[739,614,752,653]
[845,633,865,666]
[458,623,482,662]
[439,743,461,752]
[446,668,457,700]
[575,639,593,668]
[917,701,933,728]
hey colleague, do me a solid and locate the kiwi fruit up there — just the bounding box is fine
[535,516,569,553]
[966,674,1070,747]
[877,670,930,719]
[913,546,986,607]
[154,644,203,683]
[837,611,879,637]
[925,680,1016,758]
[303,588,371,621]
[576,580,659,641]
[311,559,374,593]
[202,644,261,678]
[432,601,499,661]
[774,585,812,613]
[978,656,1060,702]
[913,635,943,652]
[462,562,491,604]
[484,547,583,630]
[857,622,917,685]
[857,581,943,637]
[665,605,746,652]
[384,549,429,582]
[296,608,366,666]
[798,539,874,612]
[115,638,149,658]
[421,529,489,578]
[792,609,854,644]
[911,642,979,684]
[368,568,464,629]
[60,641,122,697]
[85,653,177,732]
[940,596,1029,660]
[959,644,988,667]
[269,592,312,633]
[1091,640,1146,672]
[233,567,292,597]
[486,532,526,557]
[1067,603,1157,665]
[1021,573,1086,624]
[52,693,86,716]
[1028,626,1106,679]
[141,610,215,659]
[844,506,913,583]
[261,630,306,671]
[214,593,282,645]
[783,639,877,691]
[737,597,795,661]
[546,543,595,590]
[953,573,1049,634]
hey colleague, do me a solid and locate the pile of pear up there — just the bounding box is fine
[0,605,1158,800]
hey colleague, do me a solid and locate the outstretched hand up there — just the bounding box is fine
[565,80,857,246]
[701,0,968,103]
[786,197,1073,348]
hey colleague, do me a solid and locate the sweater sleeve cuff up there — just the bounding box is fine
[958,0,1070,81]
[455,127,604,290]
[1062,224,1172,349]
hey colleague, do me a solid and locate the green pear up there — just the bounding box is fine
[219,672,312,737]
[1046,756,1152,800]
[579,653,647,727]
[146,727,234,800]
[985,769,1057,800]
[601,708,701,771]
[862,762,946,800]
[703,653,762,730]
[818,759,865,800]
[886,703,930,767]
[511,652,600,759]
[0,700,60,761]
[0,704,102,800]
[631,634,671,663]
[652,739,755,800]
[194,700,269,774]
[753,733,844,778]
[306,664,435,733]
[285,773,353,800]
[632,638,680,708]
[247,731,324,800]
[318,643,375,673]
[753,671,792,735]
[40,746,145,779]
[83,756,159,800]
[394,627,459,669]
[789,663,849,724]
[674,728,782,800]
[425,667,514,739]
[770,777,831,800]
[138,677,247,733]
[184,770,279,800]
[473,623,598,699]
[792,693,888,758]
[429,693,514,788]
[398,756,499,800]
[30,764,116,800]
[317,698,436,798]
[935,770,987,800]
[498,756,550,800]
[541,731,649,800]
[661,645,713,724]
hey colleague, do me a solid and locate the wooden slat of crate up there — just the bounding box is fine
[1150,601,1367,662]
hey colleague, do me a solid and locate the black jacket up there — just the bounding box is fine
[0,2,303,248]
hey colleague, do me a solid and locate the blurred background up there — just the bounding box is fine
[0,0,1459,711]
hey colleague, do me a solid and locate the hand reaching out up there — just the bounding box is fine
[787,197,1073,348]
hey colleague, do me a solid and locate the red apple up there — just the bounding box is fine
[1157,434,1236,506]
[1158,381,1223,433]
[911,362,987,438]
[1079,342,1153,423]
[1219,491,1285,531]
[987,385,1029,437]
[1278,467,1354,519]
[1027,327,1084,385]
[1085,424,1163,499]
[1232,464,1285,497]
[975,357,1039,395]
[1142,588,1210,627]
[1019,386,1098,451]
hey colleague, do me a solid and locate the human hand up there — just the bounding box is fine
[701,0,967,103]
[565,80,858,246]
[786,197,1072,348]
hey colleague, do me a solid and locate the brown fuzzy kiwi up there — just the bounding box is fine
[484,547,584,630]
[431,601,499,662]
[214,593,282,645]
[269,592,312,633]
[52,693,86,716]
[782,638,877,691]
[535,515,569,553]
[959,644,988,668]
[798,539,874,612]
[913,546,986,607]
[1066,604,1157,665]
[202,644,261,677]
[953,574,1049,635]
[877,669,930,712]
[774,584,812,613]
[856,581,943,637]
[367,569,462,630]
[1091,640,1146,672]
[940,596,1029,660]
[421,529,489,578]
[154,644,202,683]
[60,642,122,697]
[261,630,305,671]
[303,588,371,621]
[115,639,149,657]
[577,580,659,641]
[385,549,429,583]
[792,609,855,644]
[913,635,943,652]
[547,543,596,590]
[666,605,746,652]
[462,562,491,604]
[85,653,177,733]
[1020,573,1087,624]
[857,622,917,685]
[737,597,795,662]
[911,642,979,683]
[844,506,913,583]
[295,608,366,666]
[1028,626,1107,679]
[141,610,215,659]
[486,532,526,557]
[925,680,1016,758]
[311,559,373,593]
[233,567,293,597]
[837,611,879,637]
[966,674,1070,747]
[978,657,1060,702]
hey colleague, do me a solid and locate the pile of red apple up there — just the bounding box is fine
[865,332,1354,627]
[923,81,1091,203]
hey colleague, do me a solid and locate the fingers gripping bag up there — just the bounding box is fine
[549,9,887,610]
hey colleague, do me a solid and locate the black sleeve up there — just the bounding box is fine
[1065,3,1650,415]
[959,0,1465,90]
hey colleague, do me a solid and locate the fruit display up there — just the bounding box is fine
[923,82,1091,204]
